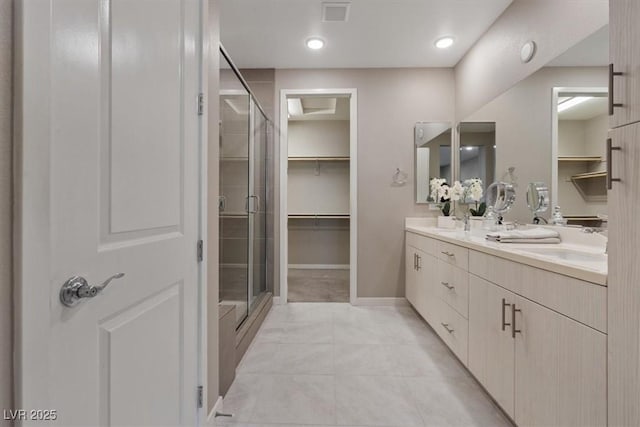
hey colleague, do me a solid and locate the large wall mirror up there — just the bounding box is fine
[459,122,496,187]
[414,122,452,204]
[460,24,609,224]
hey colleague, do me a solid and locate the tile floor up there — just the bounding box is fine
[218,302,513,427]
[288,269,350,303]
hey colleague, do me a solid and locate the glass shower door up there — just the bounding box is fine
[249,103,268,311]
[219,52,250,327]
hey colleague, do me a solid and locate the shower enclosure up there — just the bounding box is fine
[219,47,270,328]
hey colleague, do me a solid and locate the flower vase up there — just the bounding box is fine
[437,216,456,229]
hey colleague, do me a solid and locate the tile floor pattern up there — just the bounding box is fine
[218,303,513,427]
[288,269,350,303]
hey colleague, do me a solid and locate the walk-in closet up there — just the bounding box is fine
[287,96,351,302]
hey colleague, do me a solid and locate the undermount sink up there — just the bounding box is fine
[516,247,606,264]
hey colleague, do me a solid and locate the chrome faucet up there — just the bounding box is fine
[582,227,608,254]
[463,213,471,232]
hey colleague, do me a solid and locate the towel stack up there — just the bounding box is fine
[486,227,561,244]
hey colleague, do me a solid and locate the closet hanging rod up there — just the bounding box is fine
[219,44,272,123]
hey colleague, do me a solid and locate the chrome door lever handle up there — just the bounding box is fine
[60,273,125,307]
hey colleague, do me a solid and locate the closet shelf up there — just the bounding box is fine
[571,171,607,180]
[288,156,350,162]
[220,213,249,218]
[558,156,603,162]
[288,213,350,219]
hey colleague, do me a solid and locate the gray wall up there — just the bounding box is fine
[275,68,455,298]
[0,0,12,423]
[465,66,607,224]
[455,0,608,120]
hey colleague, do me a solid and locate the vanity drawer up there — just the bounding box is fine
[437,241,469,269]
[406,231,437,257]
[435,300,469,366]
[437,260,469,318]
[469,250,607,333]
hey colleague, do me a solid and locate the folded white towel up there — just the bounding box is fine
[486,227,561,243]
[494,237,561,244]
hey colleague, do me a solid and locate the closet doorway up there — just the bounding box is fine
[279,89,357,304]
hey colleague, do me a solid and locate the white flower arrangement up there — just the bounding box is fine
[430,177,486,217]
[429,178,465,216]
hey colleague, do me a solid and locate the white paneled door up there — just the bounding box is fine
[16,1,202,426]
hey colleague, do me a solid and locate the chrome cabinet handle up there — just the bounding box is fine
[607,138,622,190]
[416,255,422,271]
[60,273,125,307]
[501,298,511,331]
[441,251,454,257]
[441,323,454,334]
[413,253,417,270]
[441,281,455,290]
[609,63,624,116]
[511,304,522,338]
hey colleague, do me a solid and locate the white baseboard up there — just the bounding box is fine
[353,297,409,306]
[206,396,223,425]
[288,264,350,270]
[272,296,283,305]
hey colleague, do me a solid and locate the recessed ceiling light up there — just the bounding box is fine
[306,37,325,50]
[435,36,454,49]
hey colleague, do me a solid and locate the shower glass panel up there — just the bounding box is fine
[219,52,250,327]
[250,105,268,311]
[219,48,270,328]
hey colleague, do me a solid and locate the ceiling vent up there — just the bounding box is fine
[322,2,350,22]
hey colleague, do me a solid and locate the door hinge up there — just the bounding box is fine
[197,385,203,408]
[197,239,204,262]
[197,93,204,116]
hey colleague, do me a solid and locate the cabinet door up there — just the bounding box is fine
[405,244,418,308]
[608,122,640,426]
[514,296,606,427]
[414,251,435,324]
[610,0,640,128]
[468,275,515,418]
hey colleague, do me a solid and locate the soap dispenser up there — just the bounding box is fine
[551,206,567,226]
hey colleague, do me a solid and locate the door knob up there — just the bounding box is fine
[60,273,125,307]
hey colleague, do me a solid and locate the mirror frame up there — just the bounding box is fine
[550,86,608,209]
[414,122,455,205]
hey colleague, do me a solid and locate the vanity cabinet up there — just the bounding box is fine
[468,275,516,419]
[469,251,607,427]
[610,0,640,128]
[405,233,437,325]
[608,121,640,426]
[405,229,607,427]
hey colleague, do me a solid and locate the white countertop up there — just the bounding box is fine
[405,218,607,286]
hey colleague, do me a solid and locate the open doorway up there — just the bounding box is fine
[279,89,357,304]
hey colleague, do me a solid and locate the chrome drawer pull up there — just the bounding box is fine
[441,251,454,257]
[609,63,624,116]
[501,298,511,331]
[441,281,455,290]
[607,138,622,190]
[441,322,454,334]
[512,304,522,338]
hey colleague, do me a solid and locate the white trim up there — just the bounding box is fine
[353,297,409,307]
[550,86,608,209]
[206,396,224,425]
[272,296,283,305]
[279,88,358,305]
[288,264,350,270]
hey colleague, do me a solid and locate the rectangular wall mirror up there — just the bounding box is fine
[414,122,452,204]
[459,122,496,188]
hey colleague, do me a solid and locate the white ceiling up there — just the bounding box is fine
[219,0,513,69]
[288,96,350,121]
[547,25,609,67]
[558,97,608,121]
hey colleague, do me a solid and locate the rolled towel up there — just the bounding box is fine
[486,227,561,243]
